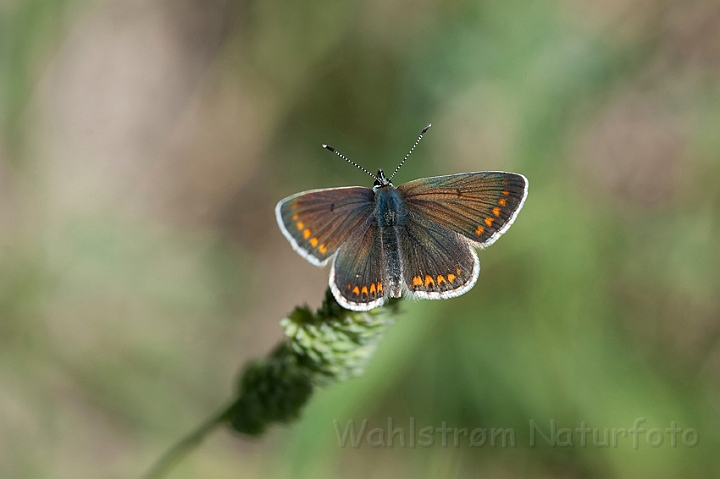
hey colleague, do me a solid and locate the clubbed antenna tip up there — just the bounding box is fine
[389,123,432,181]
[322,143,376,180]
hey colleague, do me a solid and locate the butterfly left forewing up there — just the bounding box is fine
[276,186,375,265]
[397,172,528,248]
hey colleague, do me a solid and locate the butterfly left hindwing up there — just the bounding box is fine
[330,219,387,311]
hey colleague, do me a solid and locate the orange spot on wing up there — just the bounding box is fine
[412,276,423,286]
[347,284,351,290]
[502,190,509,196]
[498,198,507,207]
[296,221,304,230]
[484,217,494,227]
[437,275,446,284]
[475,225,485,236]
[303,229,311,239]
[425,275,435,287]
[352,286,360,296]
[310,238,318,247]
[456,268,462,275]
[361,286,369,296]
[448,273,456,282]
[370,283,376,295]
[377,282,383,293]
[492,207,501,217]
[318,244,327,254]
[292,214,299,220]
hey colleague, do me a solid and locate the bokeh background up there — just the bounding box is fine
[2,0,720,478]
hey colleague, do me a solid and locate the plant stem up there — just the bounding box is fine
[141,400,237,479]
[141,289,399,476]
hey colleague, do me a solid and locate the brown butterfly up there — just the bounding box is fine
[276,125,528,310]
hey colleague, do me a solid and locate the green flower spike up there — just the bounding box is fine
[142,288,401,479]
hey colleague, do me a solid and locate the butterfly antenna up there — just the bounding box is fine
[389,124,431,180]
[322,144,378,180]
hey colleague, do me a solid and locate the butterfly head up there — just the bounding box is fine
[373,169,392,189]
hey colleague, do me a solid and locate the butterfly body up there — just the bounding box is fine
[276,168,528,311]
[373,174,407,299]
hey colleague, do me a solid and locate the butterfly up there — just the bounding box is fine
[275,125,528,311]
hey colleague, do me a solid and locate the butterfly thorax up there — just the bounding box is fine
[374,186,407,227]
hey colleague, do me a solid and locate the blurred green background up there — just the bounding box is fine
[2,0,720,478]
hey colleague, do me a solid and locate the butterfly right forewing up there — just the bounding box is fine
[397,172,527,248]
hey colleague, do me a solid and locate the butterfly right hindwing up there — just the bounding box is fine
[397,210,479,299]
